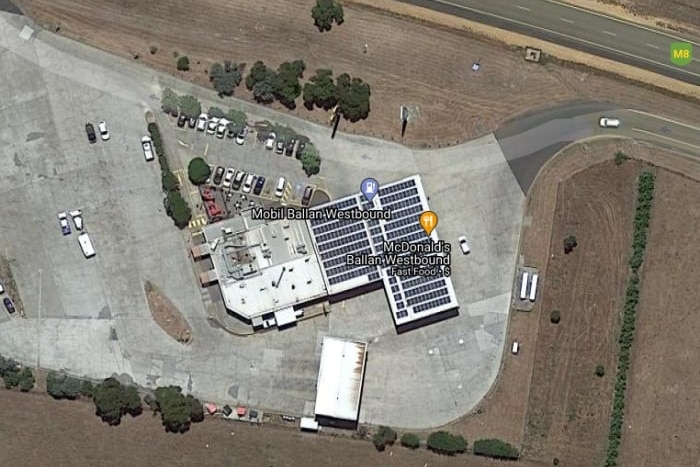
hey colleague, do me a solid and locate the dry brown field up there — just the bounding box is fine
[14,0,700,147]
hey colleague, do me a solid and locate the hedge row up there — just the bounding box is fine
[473,438,520,460]
[604,170,655,467]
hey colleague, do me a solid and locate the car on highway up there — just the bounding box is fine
[177,114,187,128]
[97,121,110,141]
[85,123,97,144]
[58,212,71,235]
[232,171,245,191]
[196,113,208,131]
[3,297,15,314]
[458,236,470,254]
[599,117,620,128]
[235,128,246,145]
[222,168,235,189]
[275,177,286,198]
[253,176,265,195]
[242,174,255,193]
[212,166,225,185]
[265,132,276,150]
[141,136,154,161]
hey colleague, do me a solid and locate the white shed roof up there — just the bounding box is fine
[314,337,368,422]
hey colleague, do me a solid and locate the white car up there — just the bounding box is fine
[207,117,220,135]
[458,236,470,254]
[68,210,84,231]
[97,121,110,141]
[265,132,276,150]
[599,117,620,128]
[141,136,154,161]
[216,119,229,139]
[196,113,208,131]
[242,173,255,193]
[58,212,71,235]
[222,168,235,189]
[235,127,246,145]
[274,177,286,198]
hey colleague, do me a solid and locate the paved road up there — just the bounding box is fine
[396,0,700,84]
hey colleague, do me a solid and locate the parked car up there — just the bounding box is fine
[177,114,187,128]
[223,168,235,189]
[216,119,229,139]
[242,173,255,193]
[458,236,470,254]
[188,116,197,129]
[58,212,71,235]
[301,186,314,206]
[207,118,220,135]
[97,121,110,141]
[68,210,84,231]
[265,132,276,150]
[285,139,295,157]
[253,176,265,195]
[212,166,225,185]
[275,140,285,154]
[235,127,246,145]
[196,113,208,131]
[141,136,155,161]
[0,281,5,294]
[232,171,245,190]
[598,117,620,128]
[3,297,15,314]
[296,140,307,159]
[85,123,97,144]
[226,124,236,139]
[275,177,286,197]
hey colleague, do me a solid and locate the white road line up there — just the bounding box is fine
[646,43,660,50]
[627,109,700,132]
[602,30,617,36]
[560,18,574,23]
[632,128,700,151]
[516,5,530,11]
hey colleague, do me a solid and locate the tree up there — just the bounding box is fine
[252,69,277,104]
[93,378,142,426]
[372,433,387,451]
[166,191,192,229]
[473,438,520,460]
[47,371,82,399]
[178,95,201,119]
[188,157,211,185]
[160,88,179,115]
[595,365,605,377]
[18,367,35,392]
[0,356,18,377]
[162,170,180,193]
[80,380,95,399]
[335,73,371,122]
[209,60,243,96]
[245,60,270,90]
[208,106,226,119]
[426,431,467,455]
[377,426,397,445]
[311,0,344,32]
[225,109,247,128]
[400,432,421,449]
[187,394,205,423]
[563,235,578,254]
[275,60,306,109]
[176,56,190,71]
[550,310,561,324]
[300,143,321,176]
[3,370,19,389]
[302,69,337,110]
[154,386,194,433]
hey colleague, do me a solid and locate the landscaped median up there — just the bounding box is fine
[605,169,656,467]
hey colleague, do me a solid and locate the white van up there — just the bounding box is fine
[242,173,255,193]
[78,233,96,258]
[275,177,286,198]
[511,341,520,355]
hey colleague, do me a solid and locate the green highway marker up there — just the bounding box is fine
[670,42,692,66]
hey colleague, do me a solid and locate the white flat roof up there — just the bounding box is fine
[314,337,368,422]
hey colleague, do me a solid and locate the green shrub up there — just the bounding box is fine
[563,235,578,254]
[473,438,520,460]
[47,371,82,399]
[596,365,605,377]
[176,56,190,71]
[400,432,420,449]
[166,191,192,229]
[426,431,466,455]
[377,426,397,445]
[550,310,561,324]
[372,432,387,451]
[614,150,628,166]
[188,157,211,185]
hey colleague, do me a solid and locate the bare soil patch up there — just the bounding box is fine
[144,281,192,344]
[15,0,700,147]
[618,168,700,466]
[0,255,25,317]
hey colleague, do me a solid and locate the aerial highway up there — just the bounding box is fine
[396,0,700,84]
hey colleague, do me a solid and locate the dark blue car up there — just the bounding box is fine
[3,297,15,314]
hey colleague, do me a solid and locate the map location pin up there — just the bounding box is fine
[419,211,438,236]
[361,178,379,202]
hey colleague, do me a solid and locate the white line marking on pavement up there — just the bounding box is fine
[627,110,700,132]
[632,128,700,151]
[646,43,660,50]
[560,18,574,23]
[602,30,617,36]
[516,5,530,11]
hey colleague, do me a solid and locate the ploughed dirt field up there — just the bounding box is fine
[14,0,700,147]
[618,168,700,466]
[597,0,700,31]
[0,390,541,467]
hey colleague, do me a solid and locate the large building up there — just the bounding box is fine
[197,175,459,332]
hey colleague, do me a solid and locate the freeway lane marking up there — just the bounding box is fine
[602,30,617,36]
[543,0,700,45]
[560,18,574,23]
[632,128,700,151]
[516,5,530,11]
[425,0,700,79]
[627,110,700,132]
[646,43,660,50]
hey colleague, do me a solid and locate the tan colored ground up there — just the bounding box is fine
[618,167,700,466]
[145,281,192,344]
[15,0,700,149]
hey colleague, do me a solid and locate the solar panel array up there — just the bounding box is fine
[307,176,458,325]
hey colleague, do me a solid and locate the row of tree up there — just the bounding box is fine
[206,58,371,123]
[0,355,34,391]
[160,89,248,128]
[372,425,519,460]
[604,170,655,467]
[147,122,192,229]
[47,372,204,433]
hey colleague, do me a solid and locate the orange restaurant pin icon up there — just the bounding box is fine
[419,211,438,236]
